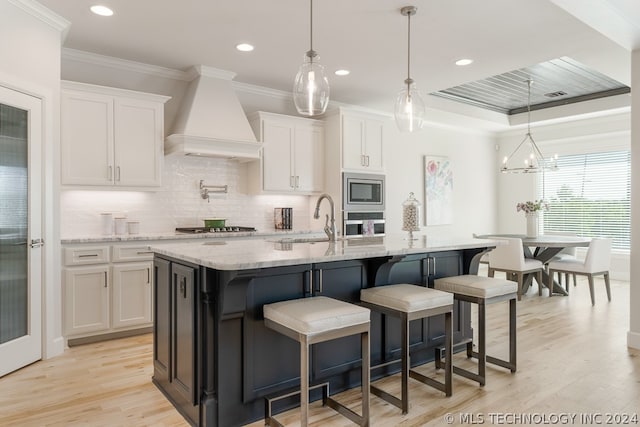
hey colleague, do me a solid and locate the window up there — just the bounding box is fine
[539,150,630,250]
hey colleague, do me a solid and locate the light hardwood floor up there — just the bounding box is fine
[1,275,638,427]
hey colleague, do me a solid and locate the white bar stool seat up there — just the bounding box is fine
[264,296,370,427]
[434,275,517,387]
[360,284,453,414]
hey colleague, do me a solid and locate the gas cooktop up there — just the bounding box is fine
[176,226,257,234]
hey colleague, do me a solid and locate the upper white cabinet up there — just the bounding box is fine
[61,81,169,188]
[329,108,385,172]
[247,111,324,194]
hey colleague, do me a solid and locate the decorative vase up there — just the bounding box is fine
[526,212,539,238]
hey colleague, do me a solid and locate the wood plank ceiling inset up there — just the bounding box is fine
[431,57,629,115]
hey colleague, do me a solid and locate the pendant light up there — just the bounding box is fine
[293,0,330,116]
[501,79,558,173]
[394,6,426,132]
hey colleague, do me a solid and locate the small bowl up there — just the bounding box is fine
[204,218,226,229]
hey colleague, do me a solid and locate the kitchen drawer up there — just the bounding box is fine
[64,246,110,266]
[112,245,155,262]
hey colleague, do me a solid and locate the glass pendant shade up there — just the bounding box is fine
[293,53,330,116]
[394,81,426,132]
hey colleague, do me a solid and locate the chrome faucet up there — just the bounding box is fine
[314,193,338,241]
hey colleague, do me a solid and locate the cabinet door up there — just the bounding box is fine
[342,114,365,170]
[312,260,367,382]
[61,91,114,185]
[64,266,110,335]
[172,263,197,405]
[294,125,324,192]
[153,258,171,385]
[262,120,294,191]
[114,98,163,187]
[364,118,384,171]
[112,261,153,329]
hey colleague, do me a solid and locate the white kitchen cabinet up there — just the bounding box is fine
[112,262,152,328]
[64,265,110,336]
[63,244,154,341]
[333,108,385,172]
[247,111,324,194]
[61,81,169,188]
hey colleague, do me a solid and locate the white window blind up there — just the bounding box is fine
[539,150,630,250]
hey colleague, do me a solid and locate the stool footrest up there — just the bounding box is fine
[434,338,473,369]
[468,351,517,373]
[409,369,450,396]
[326,396,368,426]
[453,366,485,386]
[370,384,402,411]
[265,382,329,427]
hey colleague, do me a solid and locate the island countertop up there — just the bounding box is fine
[148,234,499,270]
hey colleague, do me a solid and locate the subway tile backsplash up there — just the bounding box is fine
[60,155,312,236]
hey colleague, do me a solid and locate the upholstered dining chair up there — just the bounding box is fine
[544,231,578,288]
[547,237,612,305]
[487,237,544,300]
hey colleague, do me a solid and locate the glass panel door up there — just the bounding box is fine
[0,102,28,345]
[0,85,42,377]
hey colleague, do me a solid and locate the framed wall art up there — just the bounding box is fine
[424,155,453,225]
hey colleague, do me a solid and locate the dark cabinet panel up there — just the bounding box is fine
[152,256,199,426]
[172,263,197,405]
[153,257,170,385]
[243,265,309,401]
[311,260,367,381]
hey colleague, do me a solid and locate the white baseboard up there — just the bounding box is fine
[44,336,65,359]
[627,331,640,350]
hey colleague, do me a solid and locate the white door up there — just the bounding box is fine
[0,85,42,377]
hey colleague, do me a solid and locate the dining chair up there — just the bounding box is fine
[544,231,578,288]
[547,237,612,305]
[487,237,544,300]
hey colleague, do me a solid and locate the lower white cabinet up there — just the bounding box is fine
[63,244,153,340]
[112,262,152,329]
[64,265,110,335]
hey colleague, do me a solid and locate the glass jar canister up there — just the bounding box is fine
[402,192,420,232]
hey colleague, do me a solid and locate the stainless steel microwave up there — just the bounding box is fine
[343,172,385,212]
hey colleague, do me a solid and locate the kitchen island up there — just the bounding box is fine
[150,235,497,427]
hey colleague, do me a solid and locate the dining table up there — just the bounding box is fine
[475,234,592,296]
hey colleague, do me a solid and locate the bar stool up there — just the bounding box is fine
[433,275,517,386]
[263,296,370,427]
[360,284,453,414]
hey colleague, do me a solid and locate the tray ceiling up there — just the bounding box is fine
[431,57,630,115]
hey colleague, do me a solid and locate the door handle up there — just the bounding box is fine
[295,175,300,188]
[180,277,187,298]
[108,165,113,181]
[116,166,121,182]
[30,238,44,248]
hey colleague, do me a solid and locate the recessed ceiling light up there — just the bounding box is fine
[236,43,254,52]
[455,58,473,66]
[335,69,350,76]
[90,5,114,16]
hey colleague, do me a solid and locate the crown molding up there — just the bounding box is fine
[62,48,191,81]
[8,0,70,40]
[231,80,290,101]
[193,65,236,81]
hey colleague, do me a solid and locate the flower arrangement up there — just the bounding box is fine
[516,199,548,214]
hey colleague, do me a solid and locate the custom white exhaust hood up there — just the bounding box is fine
[165,65,261,161]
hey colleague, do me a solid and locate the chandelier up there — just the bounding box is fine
[501,79,558,173]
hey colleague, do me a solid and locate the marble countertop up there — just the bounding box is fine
[60,229,321,244]
[149,234,500,270]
